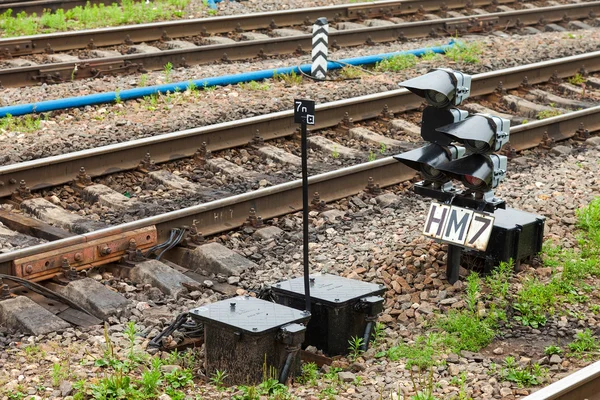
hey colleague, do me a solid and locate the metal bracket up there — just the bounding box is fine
[13,226,157,280]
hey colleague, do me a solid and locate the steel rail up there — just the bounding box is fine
[0,50,598,198]
[1,2,597,87]
[521,360,600,400]
[0,0,108,14]
[0,0,515,56]
[0,104,599,275]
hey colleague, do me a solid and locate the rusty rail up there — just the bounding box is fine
[0,50,598,198]
[0,2,597,87]
[0,0,515,56]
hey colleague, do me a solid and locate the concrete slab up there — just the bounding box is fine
[181,242,257,276]
[130,44,161,54]
[349,127,406,150]
[0,296,70,335]
[47,278,129,320]
[149,170,203,193]
[388,17,405,24]
[90,49,122,58]
[364,19,395,27]
[445,11,464,18]
[544,24,566,32]
[130,259,197,298]
[526,88,595,109]
[271,28,305,37]
[471,8,488,15]
[21,198,107,234]
[82,184,139,211]
[586,77,600,89]
[586,137,600,147]
[558,82,586,97]
[522,4,537,9]
[503,95,567,119]
[496,5,515,12]
[568,21,592,30]
[492,31,510,38]
[0,222,43,248]
[336,22,367,30]
[48,54,80,63]
[256,145,301,166]
[206,158,259,178]
[203,36,236,45]
[240,32,270,40]
[307,136,362,159]
[4,58,38,67]
[389,119,421,137]
[165,40,197,49]
[522,27,542,35]
[422,14,441,20]
[253,226,284,241]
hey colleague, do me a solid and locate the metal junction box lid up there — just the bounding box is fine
[272,274,385,307]
[189,296,310,335]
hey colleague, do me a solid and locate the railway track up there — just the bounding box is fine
[0,52,596,282]
[0,5,600,396]
[0,0,597,87]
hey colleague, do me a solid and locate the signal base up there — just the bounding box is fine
[413,181,505,212]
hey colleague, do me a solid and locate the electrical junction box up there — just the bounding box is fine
[189,295,309,385]
[271,274,385,356]
[464,207,545,272]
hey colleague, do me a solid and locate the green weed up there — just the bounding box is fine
[339,65,364,79]
[376,333,444,370]
[420,49,441,62]
[536,108,563,120]
[138,74,148,87]
[296,362,318,386]
[0,0,190,37]
[568,329,600,358]
[501,357,546,387]
[348,336,365,361]
[379,143,387,154]
[331,146,340,159]
[274,70,302,86]
[0,113,42,133]
[368,150,377,162]
[163,62,173,83]
[210,369,228,390]
[376,53,418,72]
[444,42,482,64]
[370,322,386,347]
[238,80,270,91]
[544,345,562,356]
[51,362,69,387]
[568,73,586,85]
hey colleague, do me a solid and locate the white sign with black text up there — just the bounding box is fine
[423,202,495,251]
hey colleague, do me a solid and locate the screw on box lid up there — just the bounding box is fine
[189,296,310,335]
[272,274,385,307]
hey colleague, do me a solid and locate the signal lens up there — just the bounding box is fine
[420,164,443,181]
[424,90,451,108]
[463,175,485,190]
[464,139,490,154]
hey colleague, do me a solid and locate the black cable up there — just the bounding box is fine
[296,60,377,82]
[144,228,177,257]
[156,228,186,260]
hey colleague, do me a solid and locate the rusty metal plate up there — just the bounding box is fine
[0,40,33,56]
[13,226,157,279]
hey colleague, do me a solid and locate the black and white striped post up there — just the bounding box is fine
[311,17,329,79]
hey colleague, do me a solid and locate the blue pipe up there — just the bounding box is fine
[0,42,455,118]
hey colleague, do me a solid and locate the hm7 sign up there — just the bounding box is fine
[423,202,495,251]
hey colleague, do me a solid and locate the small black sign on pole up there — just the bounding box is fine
[294,99,316,313]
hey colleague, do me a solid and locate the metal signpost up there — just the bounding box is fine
[294,99,315,313]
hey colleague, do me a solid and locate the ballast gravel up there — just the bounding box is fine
[0,138,598,400]
[0,29,599,165]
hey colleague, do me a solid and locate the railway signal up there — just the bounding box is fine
[394,68,471,190]
[393,68,544,283]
